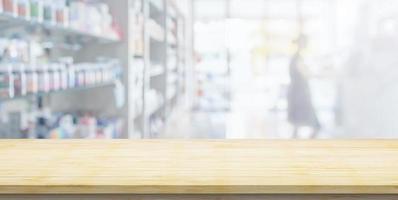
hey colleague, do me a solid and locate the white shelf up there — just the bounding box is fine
[150,65,165,77]
[0,13,121,44]
[0,82,115,102]
[147,19,165,42]
[136,0,187,138]
[148,104,163,116]
[167,74,178,84]
[167,32,177,45]
[145,89,165,116]
[167,88,177,101]
[149,0,163,12]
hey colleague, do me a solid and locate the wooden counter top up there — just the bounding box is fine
[0,140,398,194]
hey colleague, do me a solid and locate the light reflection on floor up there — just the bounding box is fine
[164,80,338,139]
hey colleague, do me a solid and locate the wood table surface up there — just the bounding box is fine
[0,140,398,195]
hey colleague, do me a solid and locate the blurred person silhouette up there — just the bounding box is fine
[288,35,320,139]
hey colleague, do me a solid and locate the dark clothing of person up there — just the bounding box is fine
[287,54,321,129]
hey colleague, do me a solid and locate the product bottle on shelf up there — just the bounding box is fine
[89,65,96,85]
[35,117,48,138]
[0,65,14,99]
[59,57,73,89]
[12,64,21,97]
[37,64,49,92]
[34,100,52,139]
[17,62,26,96]
[55,0,68,27]
[67,63,75,89]
[60,63,67,90]
[47,63,54,91]
[29,0,43,22]
[100,64,107,83]
[3,0,17,16]
[42,0,55,25]
[77,65,85,87]
[0,68,8,98]
[51,63,61,91]
[95,65,102,84]
[97,3,112,36]
[26,64,38,94]
[77,114,97,139]
[7,64,14,98]
[16,0,29,19]
[68,0,83,31]
[0,0,3,13]
[92,65,98,84]
[91,65,97,85]
[84,64,93,85]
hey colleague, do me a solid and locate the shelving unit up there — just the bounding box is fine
[177,16,187,99]
[130,0,188,138]
[129,0,145,139]
[0,13,120,45]
[0,0,126,139]
[165,3,179,117]
[144,0,166,138]
[0,0,189,139]
[0,82,115,102]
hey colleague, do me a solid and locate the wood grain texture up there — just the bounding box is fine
[0,140,398,194]
[0,195,397,200]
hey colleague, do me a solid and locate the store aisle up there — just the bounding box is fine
[164,109,226,139]
[164,89,291,139]
[226,92,289,139]
[164,84,335,139]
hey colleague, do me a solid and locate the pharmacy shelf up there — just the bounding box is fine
[143,0,167,138]
[162,2,181,121]
[0,82,115,103]
[148,103,164,116]
[0,13,121,44]
[150,66,165,77]
[166,89,177,101]
[149,0,163,12]
[167,73,178,84]
[147,20,165,42]
[131,0,187,138]
[0,1,130,139]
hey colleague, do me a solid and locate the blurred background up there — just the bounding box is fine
[1,0,398,139]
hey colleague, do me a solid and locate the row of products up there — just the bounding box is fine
[166,15,177,46]
[166,85,177,100]
[131,0,144,57]
[147,19,165,42]
[145,89,164,116]
[47,113,124,139]
[149,117,164,138]
[0,107,124,139]
[0,0,120,39]
[17,108,124,139]
[131,59,144,118]
[0,61,122,99]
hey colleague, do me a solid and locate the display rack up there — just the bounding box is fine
[0,0,188,139]
[129,0,145,138]
[130,0,187,138]
[0,82,115,102]
[177,16,186,99]
[0,13,120,44]
[0,0,125,139]
[144,0,166,138]
[165,2,178,117]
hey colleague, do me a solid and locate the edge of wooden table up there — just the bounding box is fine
[0,140,397,194]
